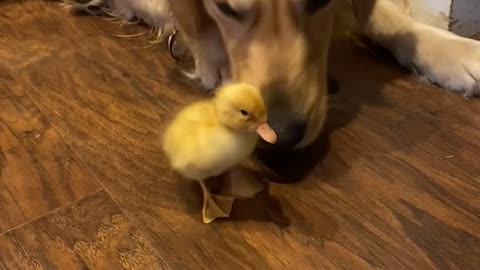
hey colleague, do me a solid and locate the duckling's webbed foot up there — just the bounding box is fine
[198,164,270,223]
[199,181,234,224]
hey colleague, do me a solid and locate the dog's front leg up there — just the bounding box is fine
[168,0,229,91]
[352,0,480,97]
[187,26,230,90]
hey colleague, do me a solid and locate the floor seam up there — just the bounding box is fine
[0,187,104,237]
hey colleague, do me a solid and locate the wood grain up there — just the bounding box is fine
[0,66,101,233]
[0,190,167,270]
[1,1,479,269]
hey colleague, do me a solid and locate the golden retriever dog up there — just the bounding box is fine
[65,0,480,151]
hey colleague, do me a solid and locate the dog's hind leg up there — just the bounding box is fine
[352,0,480,98]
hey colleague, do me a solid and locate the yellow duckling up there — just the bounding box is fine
[162,82,277,223]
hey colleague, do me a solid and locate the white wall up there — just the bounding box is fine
[405,0,480,37]
[409,0,451,30]
[450,1,480,37]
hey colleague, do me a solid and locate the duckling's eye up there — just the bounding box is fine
[240,109,249,116]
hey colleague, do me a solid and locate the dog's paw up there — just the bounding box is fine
[403,27,480,98]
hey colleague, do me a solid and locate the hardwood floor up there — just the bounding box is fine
[0,62,101,233]
[1,1,480,269]
[0,191,167,270]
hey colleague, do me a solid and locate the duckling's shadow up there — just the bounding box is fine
[219,189,291,227]
[176,175,290,227]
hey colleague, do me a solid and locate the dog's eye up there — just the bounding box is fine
[305,0,331,14]
[216,2,243,20]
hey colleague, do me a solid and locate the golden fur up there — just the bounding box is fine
[65,0,480,150]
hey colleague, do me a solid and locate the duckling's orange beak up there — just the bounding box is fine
[256,123,277,144]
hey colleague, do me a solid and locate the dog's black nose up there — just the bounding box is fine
[260,111,306,150]
[259,83,307,150]
[270,120,306,149]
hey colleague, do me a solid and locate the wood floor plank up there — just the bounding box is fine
[0,66,101,233]
[0,190,168,270]
[2,1,480,269]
